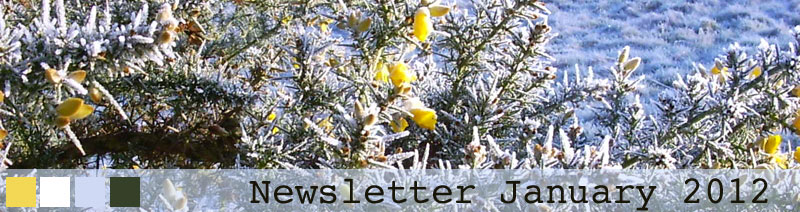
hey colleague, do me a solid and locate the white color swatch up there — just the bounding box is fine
[40,177,71,207]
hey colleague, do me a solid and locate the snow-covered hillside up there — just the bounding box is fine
[548,0,800,98]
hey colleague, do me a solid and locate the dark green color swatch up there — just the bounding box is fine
[110,177,140,207]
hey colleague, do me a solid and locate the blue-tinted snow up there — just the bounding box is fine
[548,0,800,99]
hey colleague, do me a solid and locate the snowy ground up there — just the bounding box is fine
[547,0,800,99]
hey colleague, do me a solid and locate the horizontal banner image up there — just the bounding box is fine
[1,0,800,211]
[1,169,800,211]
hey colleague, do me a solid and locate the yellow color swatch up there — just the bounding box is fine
[6,177,36,207]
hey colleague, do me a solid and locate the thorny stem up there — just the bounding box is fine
[654,60,792,167]
[447,2,526,111]
[218,24,282,66]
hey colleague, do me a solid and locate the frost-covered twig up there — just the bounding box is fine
[64,126,85,156]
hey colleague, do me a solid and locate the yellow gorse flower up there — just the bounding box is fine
[770,155,788,169]
[794,147,800,163]
[374,61,390,83]
[268,112,277,121]
[389,62,416,86]
[710,61,729,83]
[156,3,174,24]
[89,87,102,103]
[70,104,94,120]
[57,98,86,117]
[792,85,800,97]
[0,129,7,140]
[429,5,451,17]
[618,46,630,64]
[344,11,372,33]
[45,68,62,84]
[326,58,340,67]
[55,98,94,128]
[794,112,800,134]
[622,57,641,72]
[710,66,728,75]
[364,114,378,126]
[318,18,333,32]
[403,98,437,130]
[775,79,785,88]
[749,66,762,79]
[762,134,781,155]
[157,31,175,45]
[55,116,70,128]
[410,107,437,130]
[68,70,87,83]
[319,117,334,132]
[413,7,433,42]
[347,12,360,29]
[46,69,87,84]
[0,90,4,103]
[281,16,292,25]
[394,82,412,95]
[390,117,409,132]
[356,17,372,33]
[757,134,788,169]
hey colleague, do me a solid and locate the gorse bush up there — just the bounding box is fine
[0,0,799,170]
